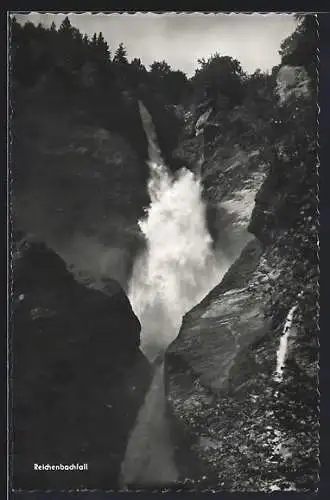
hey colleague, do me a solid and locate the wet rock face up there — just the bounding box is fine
[11,241,152,490]
[164,68,318,491]
[172,98,267,258]
[165,235,318,491]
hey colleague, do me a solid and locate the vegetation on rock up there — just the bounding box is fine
[165,14,318,492]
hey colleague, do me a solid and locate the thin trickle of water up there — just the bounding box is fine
[274,302,298,383]
[120,101,223,488]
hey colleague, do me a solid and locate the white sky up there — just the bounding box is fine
[13,12,298,77]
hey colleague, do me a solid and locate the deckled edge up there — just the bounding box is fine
[7,9,14,497]
[315,12,321,491]
[10,486,319,494]
[6,10,321,495]
[6,11,310,15]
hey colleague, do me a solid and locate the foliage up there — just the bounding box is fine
[9,14,316,171]
[192,53,246,109]
[279,14,317,84]
[113,42,128,64]
[10,16,191,162]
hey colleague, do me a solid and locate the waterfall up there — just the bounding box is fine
[119,101,222,488]
[129,101,222,361]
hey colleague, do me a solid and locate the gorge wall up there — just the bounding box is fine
[11,237,152,490]
[12,86,150,290]
[164,65,318,492]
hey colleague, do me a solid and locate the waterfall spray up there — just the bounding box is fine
[120,102,222,487]
[129,102,221,361]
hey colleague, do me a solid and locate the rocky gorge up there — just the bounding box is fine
[10,14,318,493]
[165,66,318,491]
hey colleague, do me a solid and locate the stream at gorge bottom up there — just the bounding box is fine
[119,360,178,489]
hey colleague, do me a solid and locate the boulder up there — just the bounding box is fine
[11,240,152,490]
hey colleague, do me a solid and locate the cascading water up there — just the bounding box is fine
[119,101,223,488]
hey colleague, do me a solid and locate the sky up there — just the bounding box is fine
[13,12,298,77]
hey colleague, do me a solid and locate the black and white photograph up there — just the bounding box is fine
[9,11,319,492]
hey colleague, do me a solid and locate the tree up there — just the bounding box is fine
[279,15,317,83]
[91,33,98,46]
[131,58,146,72]
[111,43,129,90]
[163,70,188,104]
[126,58,148,88]
[245,69,273,100]
[87,32,111,65]
[59,16,74,36]
[97,32,110,61]
[113,42,128,64]
[149,61,189,104]
[9,15,20,39]
[150,60,171,77]
[192,53,246,109]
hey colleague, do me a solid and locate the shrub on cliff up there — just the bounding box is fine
[191,54,246,110]
[279,14,317,84]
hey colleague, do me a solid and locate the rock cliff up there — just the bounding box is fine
[164,65,318,492]
[11,86,151,289]
[11,237,152,490]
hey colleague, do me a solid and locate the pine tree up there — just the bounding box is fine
[88,33,99,63]
[131,58,145,71]
[97,32,110,61]
[113,43,128,64]
[10,15,20,38]
[59,16,74,36]
[91,33,98,46]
